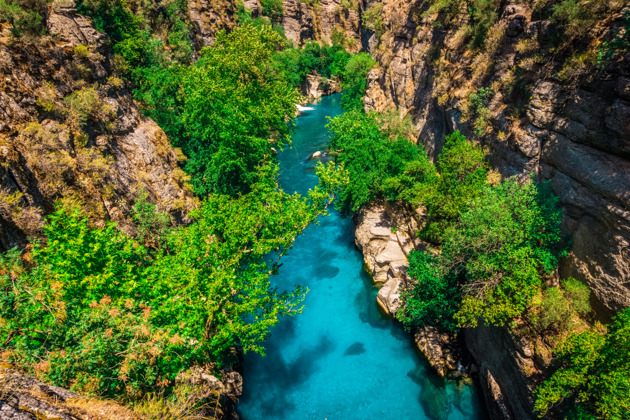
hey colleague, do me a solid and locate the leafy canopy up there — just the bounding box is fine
[138,24,300,196]
[0,164,344,399]
[535,308,630,419]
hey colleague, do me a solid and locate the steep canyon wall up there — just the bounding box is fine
[362,0,630,315]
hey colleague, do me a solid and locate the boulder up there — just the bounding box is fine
[414,326,461,378]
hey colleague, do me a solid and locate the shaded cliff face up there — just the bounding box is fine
[364,0,630,315]
[0,1,196,251]
[280,0,362,52]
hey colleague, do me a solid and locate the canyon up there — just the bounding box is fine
[0,0,628,419]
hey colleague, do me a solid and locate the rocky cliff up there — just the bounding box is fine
[280,0,362,52]
[354,1,630,418]
[363,0,630,315]
[0,1,196,251]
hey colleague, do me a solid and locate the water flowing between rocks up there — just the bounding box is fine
[237,94,487,420]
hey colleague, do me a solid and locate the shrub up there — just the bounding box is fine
[535,308,630,419]
[261,0,283,19]
[362,2,385,40]
[448,179,565,327]
[327,110,436,213]
[340,52,376,111]
[398,250,460,332]
[131,189,172,249]
[423,130,488,233]
[0,0,46,37]
[552,0,625,41]
[64,86,117,129]
[468,87,494,137]
[532,278,590,334]
[0,172,337,400]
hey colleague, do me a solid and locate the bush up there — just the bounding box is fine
[340,52,376,111]
[421,131,487,242]
[261,0,283,19]
[0,0,46,37]
[535,308,630,419]
[533,278,591,334]
[398,250,460,332]
[362,2,385,40]
[468,87,494,137]
[447,179,565,327]
[64,87,117,129]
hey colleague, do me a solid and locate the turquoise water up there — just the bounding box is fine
[237,94,486,420]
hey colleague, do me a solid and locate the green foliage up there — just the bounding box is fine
[131,189,172,249]
[340,52,377,111]
[422,0,500,48]
[76,0,193,75]
[535,308,630,419]
[550,0,625,43]
[327,110,436,213]
[272,42,351,88]
[0,167,338,399]
[531,278,591,334]
[0,0,47,37]
[138,24,300,196]
[447,180,564,327]
[597,10,630,67]
[261,0,283,19]
[468,87,494,137]
[362,2,385,40]
[399,178,565,331]
[421,131,487,242]
[398,250,460,332]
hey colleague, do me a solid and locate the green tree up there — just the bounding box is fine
[421,130,488,242]
[139,24,300,196]
[0,163,345,399]
[446,179,564,327]
[261,0,283,19]
[535,308,630,419]
[397,250,460,332]
[340,52,377,111]
[327,110,436,213]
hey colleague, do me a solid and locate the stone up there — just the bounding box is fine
[414,326,460,378]
[0,363,140,419]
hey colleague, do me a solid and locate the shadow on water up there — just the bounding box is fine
[241,333,336,418]
[344,342,366,356]
[355,268,390,330]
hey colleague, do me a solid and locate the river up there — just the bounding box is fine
[237,93,487,420]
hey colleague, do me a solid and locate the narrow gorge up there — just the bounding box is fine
[0,0,628,419]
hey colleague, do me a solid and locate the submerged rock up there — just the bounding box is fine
[308,150,322,160]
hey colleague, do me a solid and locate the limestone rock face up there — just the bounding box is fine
[281,0,361,52]
[465,326,543,420]
[0,2,195,251]
[188,0,236,48]
[364,0,630,314]
[414,326,461,378]
[301,74,342,100]
[0,363,140,419]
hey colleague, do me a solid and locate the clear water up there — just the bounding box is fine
[237,94,487,420]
